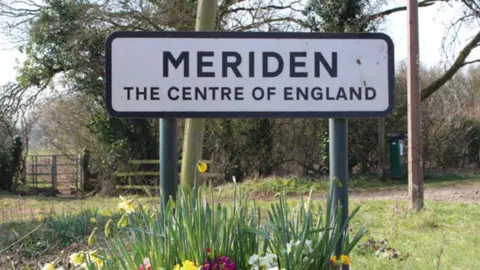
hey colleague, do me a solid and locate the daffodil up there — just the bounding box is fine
[117,213,128,228]
[283,178,293,187]
[99,209,113,217]
[105,219,112,237]
[41,263,55,270]
[173,264,180,270]
[90,217,97,223]
[117,196,137,213]
[88,227,98,245]
[330,255,337,264]
[341,254,350,265]
[168,195,176,208]
[70,252,86,266]
[181,260,198,270]
[89,250,104,268]
[197,162,208,173]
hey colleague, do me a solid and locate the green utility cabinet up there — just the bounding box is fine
[387,133,407,179]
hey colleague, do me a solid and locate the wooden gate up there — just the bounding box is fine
[25,154,83,195]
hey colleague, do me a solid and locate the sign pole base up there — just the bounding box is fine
[160,118,178,205]
[329,118,349,256]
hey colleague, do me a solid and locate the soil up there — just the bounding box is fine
[349,182,480,203]
[308,182,480,203]
[254,181,480,204]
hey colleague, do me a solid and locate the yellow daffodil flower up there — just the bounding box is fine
[90,217,97,223]
[341,254,350,265]
[169,195,176,208]
[41,263,55,270]
[99,209,113,217]
[283,178,293,187]
[173,264,180,270]
[88,227,98,246]
[117,213,128,228]
[89,250,104,268]
[69,252,86,266]
[105,219,112,237]
[197,162,208,173]
[181,260,198,270]
[118,196,137,213]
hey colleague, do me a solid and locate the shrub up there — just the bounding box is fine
[0,135,23,191]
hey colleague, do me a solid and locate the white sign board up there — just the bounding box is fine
[105,31,394,118]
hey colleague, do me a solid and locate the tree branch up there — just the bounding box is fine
[364,0,449,23]
[228,2,303,13]
[422,30,480,101]
[231,16,306,31]
[461,59,480,67]
[461,0,480,17]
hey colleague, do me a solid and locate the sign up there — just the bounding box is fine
[105,31,395,118]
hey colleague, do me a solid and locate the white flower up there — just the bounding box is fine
[264,253,277,262]
[305,240,313,253]
[249,253,278,269]
[248,254,260,265]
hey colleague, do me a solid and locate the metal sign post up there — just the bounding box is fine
[159,118,178,204]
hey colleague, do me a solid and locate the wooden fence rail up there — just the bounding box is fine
[115,159,224,190]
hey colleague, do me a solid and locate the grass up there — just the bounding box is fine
[0,191,158,223]
[348,199,480,269]
[213,172,480,199]
[0,197,479,269]
[1,174,479,269]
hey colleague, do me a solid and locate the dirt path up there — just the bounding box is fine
[250,181,480,204]
[350,183,480,203]
[316,181,480,203]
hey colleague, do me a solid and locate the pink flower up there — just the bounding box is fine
[203,255,237,270]
[140,258,152,270]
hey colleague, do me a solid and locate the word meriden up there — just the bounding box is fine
[162,51,338,78]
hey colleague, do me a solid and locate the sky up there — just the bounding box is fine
[0,0,478,87]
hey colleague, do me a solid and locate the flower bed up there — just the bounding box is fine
[42,166,366,270]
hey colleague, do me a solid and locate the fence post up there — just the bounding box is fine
[51,155,57,194]
[74,155,78,189]
[81,149,89,191]
[31,156,35,187]
[79,154,83,190]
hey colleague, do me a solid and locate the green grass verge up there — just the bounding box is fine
[0,193,479,269]
[213,173,480,199]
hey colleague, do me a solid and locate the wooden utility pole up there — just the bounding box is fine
[180,0,218,187]
[407,0,424,211]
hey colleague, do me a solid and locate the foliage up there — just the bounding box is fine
[302,0,370,32]
[0,207,119,259]
[2,177,480,269]
[0,135,23,191]
[65,182,367,270]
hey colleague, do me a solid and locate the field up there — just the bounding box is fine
[0,175,479,269]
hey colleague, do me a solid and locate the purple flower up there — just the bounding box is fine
[203,255,237,270]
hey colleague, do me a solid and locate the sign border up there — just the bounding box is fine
[105,31,395,118]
